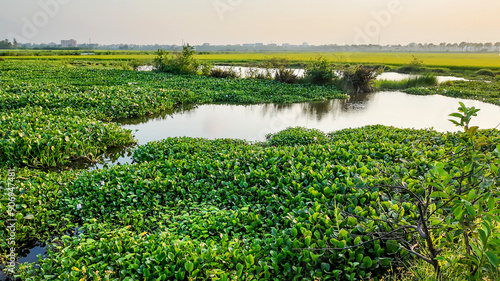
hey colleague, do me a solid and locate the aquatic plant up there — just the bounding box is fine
[0,107,135,168]
[266,127,328,146]
[376,75,438,90]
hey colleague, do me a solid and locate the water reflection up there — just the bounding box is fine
[119,91,500,145]
[75,91,500,170]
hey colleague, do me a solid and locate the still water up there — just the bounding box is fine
[121,91,499,145]
[211,66,467,83]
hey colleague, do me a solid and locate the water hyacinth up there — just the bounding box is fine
[0,61,347,122]
[7,126,500,280]
[0,107,135,168]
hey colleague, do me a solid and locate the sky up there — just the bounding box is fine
[1,0,499,45]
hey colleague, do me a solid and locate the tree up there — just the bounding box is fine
[304,103,500,280]
[0,39,13,49]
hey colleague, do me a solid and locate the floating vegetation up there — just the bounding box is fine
[6,126,497,280]
[404,80,500,106]
[0,107,135,168]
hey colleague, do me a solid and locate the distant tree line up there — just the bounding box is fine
[0,39,18,49]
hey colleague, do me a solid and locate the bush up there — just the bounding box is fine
[274,68,298,84]
[153,44,200,75]
[261,57,290,69]
[128,59,150,71]
[266,127,329,146]
[199,63,213,76]
[209,67,240,78]
[245,67,271,80]
[0,57,5,61]
[304,56,337,85]
[341,65,383,93]
[475,69,495,77]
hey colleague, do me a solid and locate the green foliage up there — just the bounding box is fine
[377,75,438,90]
[346,104,500,280]
[0,107,135,168]
[304,56,337,85]
[397,56,425,74]
[341,65,383,93]
[209,67,240,78]
[127,59,151,70]
[404,80,500,106]
[0,57,5,61]
[261,57,291,69]
[431,104,500,280]
[475,69,495,77]
[0,61,347,122]
[266,127,329,146]
[199,62,213,76]
[7,125,472,280]
[154,44,200,75]
[408,56,424,68]
[274,68,299,84]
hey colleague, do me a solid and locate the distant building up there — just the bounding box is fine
[61,39,78,48]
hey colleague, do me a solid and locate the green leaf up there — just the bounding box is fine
[236,263,244,277]
[430,191,448,199]
[184,261,194,273]
[362,256,373,268]
[485,251,499,267]
[321,262,330,272]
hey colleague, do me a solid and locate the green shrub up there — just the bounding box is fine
[341,65,383,93]
[127,59,150,70]
[0,57,5,61]
[475,69,495,77]
[261,57,290,69]
[266,127,329,146]
[153,44,200,75]
[199,63,213,76]
[209,67,240,78]
[304,56,337,85]
[274,68,298,84]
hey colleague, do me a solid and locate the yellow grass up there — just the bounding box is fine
[3,52,500,68]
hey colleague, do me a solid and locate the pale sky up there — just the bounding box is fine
[1,0,499,45]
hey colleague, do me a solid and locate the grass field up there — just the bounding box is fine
[3,51,500,69]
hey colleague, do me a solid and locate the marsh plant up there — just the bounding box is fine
[304,56,337,85]
[209,67,240,78]
[274,68,299,84]
[154,44,200,75]
[340,65,384,93]
[376,75,438,90]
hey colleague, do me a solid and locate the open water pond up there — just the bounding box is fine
[121,91,499,145]
[3,94,498,277]
[75,90,500,170]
